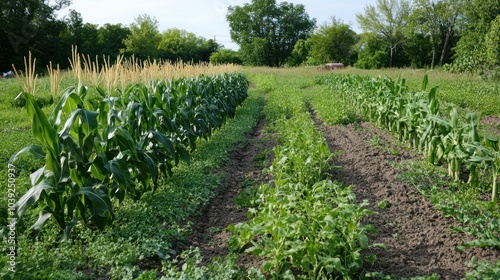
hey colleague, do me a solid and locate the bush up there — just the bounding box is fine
[210,49,243,65]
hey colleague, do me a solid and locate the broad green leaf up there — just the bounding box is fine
[30,209,52,230]
[261,261,273,271]
[108,158,135,193]
[75,187,112,212]
[15,180,53,217]
[108,127,138,158]
[359,234,369,248]
[9,145,45,164]
[178,146,191,165]
[62,219,79,241]
[24,93,59,159]
[30,167,46,186]
[49,87,81,127]
[60,108,99,139]
[150,131,175,156]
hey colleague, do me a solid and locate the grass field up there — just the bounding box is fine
[1,66,499,279]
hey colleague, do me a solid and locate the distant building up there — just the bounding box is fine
[324,63,344,70]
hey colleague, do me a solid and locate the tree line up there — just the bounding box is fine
[1,0,499,75]
[0,0,220,72]
[227,0,499,74]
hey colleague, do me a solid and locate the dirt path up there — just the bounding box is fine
[315,119,500,279]
[182,117,272,268]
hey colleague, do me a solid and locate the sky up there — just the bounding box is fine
[57,0,376,50]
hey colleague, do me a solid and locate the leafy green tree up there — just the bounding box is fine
[485,15,500,66]
[354,33,390,69]
[410,0,463,68]
[356,0,411,67]
[286,39,309,66]
[209,49,243,65]
[227,0,316,67]
[411,0,441,68]
[60,10,99,57]
[197,39,220,62]
[306,18,358,66]
[122,14,162,60]
[98,24,131,58]
[0,0,70,69]
[435,0,464,66]
[158,28,220,62]
[402,33,433,68]
[453,0,500,72]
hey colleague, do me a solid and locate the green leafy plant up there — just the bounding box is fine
[229,88,377,279]
[467,258,500,280]
[321,73,498,200]
[10,73,249,239]
[466,137,500,200]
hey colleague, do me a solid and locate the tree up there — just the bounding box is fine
[0,0,70,69]
[356,0,411,67]
[98,24,131,58]
[411,0,463,68]
[197,39,220,62]
[286,39,309,66]
[485,15,500,66]
[227,0,316,67]
[402,32,433,68]
[60,10,100,58]
[354,33,390,69]
[306,18,358,66]
[436,0,464,66]
[411,0,441,68]
[158,28,220,62]
[453,0,500,69]
[122,14,162,60]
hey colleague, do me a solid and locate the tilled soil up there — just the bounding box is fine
[315,119,500,279]
[182,117,272,269]
[480,114,500,136]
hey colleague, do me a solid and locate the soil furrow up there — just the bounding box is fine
[314,119,500,279]
[181,117,272,269]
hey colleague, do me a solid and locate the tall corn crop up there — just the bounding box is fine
[10,73,249,238]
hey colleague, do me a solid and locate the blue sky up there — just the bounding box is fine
[57,0,376,50]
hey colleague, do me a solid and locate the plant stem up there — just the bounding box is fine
[492,170,498,201]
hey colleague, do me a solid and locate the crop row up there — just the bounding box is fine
[10,73,249,239]
[320,74,500,201]
[229,81,377,279]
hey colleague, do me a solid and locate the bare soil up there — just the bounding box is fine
[181,117,273,269]
[480,114,500,136]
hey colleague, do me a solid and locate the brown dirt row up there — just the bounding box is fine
[180,116,272,269]
[314,118,500,279]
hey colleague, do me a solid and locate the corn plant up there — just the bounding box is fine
[467,138,500,201]
[10,88,114,238]
[10,73,249,238]
[320,73,499,199]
